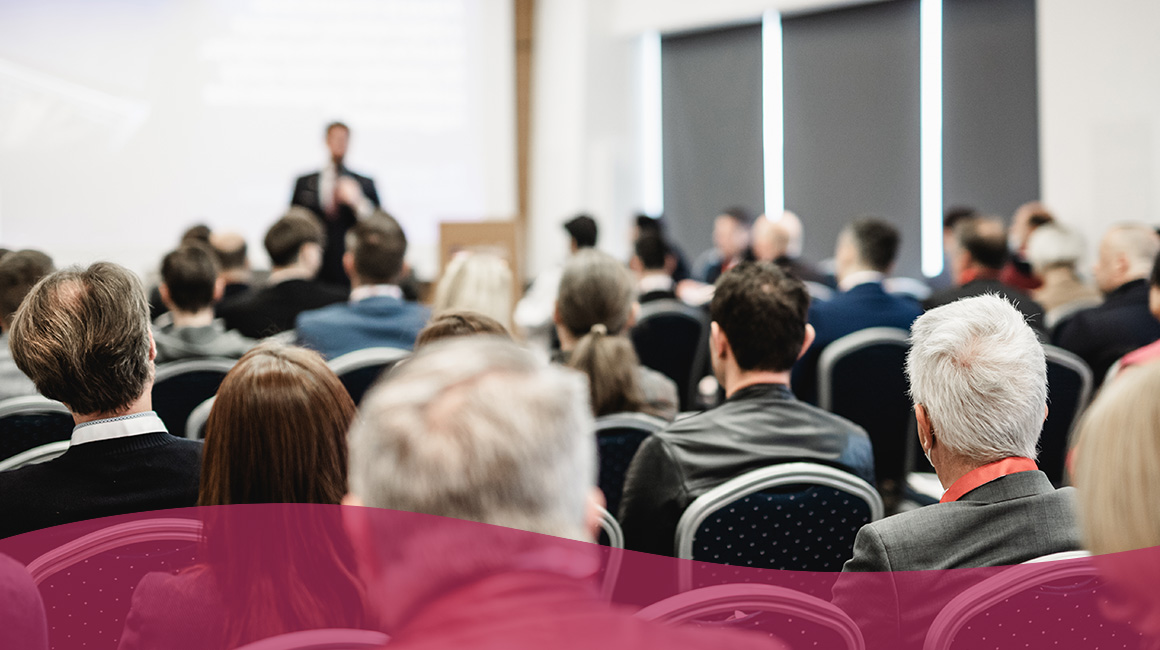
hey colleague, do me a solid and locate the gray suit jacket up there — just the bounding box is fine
[832,470,1080,649]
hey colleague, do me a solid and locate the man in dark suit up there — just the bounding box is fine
[629,233,678,304]
[792,217,922,404]
[833,294,1080,649]
[291,121,380,287]
[925,215,1046,333]
[0,263,202,539]
[1054,223,1160,386]
[216,211,348,339]
[296,213,429,359]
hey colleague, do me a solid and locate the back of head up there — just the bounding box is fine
[943,206,978,232]
[348,337,595,539]
[265,209,324,268]
[907,294,1046,464]
[10,263,152,415]
[431,252,513,327]
[347,212,407,284]
[416,311,510,349]
[1025,223,1086,273]
[710,262,809,372]
[955,215,1009,270]
[843,217,901,273]
[209,231,248,272]
[181,223,212,246]
[1103,223,1160,280]
[634,233,669,272]
[200,342,354,506]
[564,214,598,250]
[161,244,219,313]
[0,250,54,329]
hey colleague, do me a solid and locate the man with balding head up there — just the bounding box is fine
[751,211,829,285]
[1054,223,1160,384]
[208,231,252,300]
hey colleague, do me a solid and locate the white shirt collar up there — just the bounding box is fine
[638,274,675,294]
[350,284,403,303]
[71,411,168,447]
[838,270,885,292]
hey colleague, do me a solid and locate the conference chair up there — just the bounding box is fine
[0,395,73,463]
[817,327,912,502]
[923,556,1144,650]
[594,411,668,516]
[327,347,410,406]
[231,629,389,650]
[152,358,236,436]
[675,462,883,592]
[185,396,215,440]
[0,439,70,472]
[596,506,625,601]
[636,583,865,650]
[1038,345,1093,487]
[630,299,709,411]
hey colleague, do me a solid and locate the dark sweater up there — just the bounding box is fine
[0,432,202,539]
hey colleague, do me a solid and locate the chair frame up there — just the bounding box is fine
[185,396,216,440]
[1042,344,1093,438]
[0,439,71,472]
[594,411,668,435]
[817,327,910,412]
[327,347,410,377]
[923,555,1099,650]
[597,506,624,602]
[226,628,389,650]
[153,357,238,383]
[675,462,885,563]
[0,395,70,419]
[635,583,865,650]
[26,517,204,584]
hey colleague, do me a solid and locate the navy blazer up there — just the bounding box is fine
[1053,278,1160,387]
[295,295,430,359]
[792,281,922,404]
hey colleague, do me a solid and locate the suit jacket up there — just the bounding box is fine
[216,279,348,339]
[792,282,922,404]
[296,295,430,359]
[924,277,1046,333]
[833,470,1080,649]
[291,170,380,286]
[0,432,202,539]
[618,383,875,557]
[1053,279,1160,386]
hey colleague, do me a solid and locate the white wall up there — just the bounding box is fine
[1038,0,1160,259]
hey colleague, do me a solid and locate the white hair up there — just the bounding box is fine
[906,294,1047,463]
[432,252,514,329]
[1025,223,1086,272]
[347,337,596,540]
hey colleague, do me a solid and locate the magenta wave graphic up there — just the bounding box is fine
[0,504,1151,650]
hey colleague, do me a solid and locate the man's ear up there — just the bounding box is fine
[212,277,225,302]
[342,251,356,279]
[710,321,727,360]
[158,283,174,310]
[148,329,157,363]
[552,302,562,326]
[915,404,934,453]
[796,323,816,362]
[629,256,643,274]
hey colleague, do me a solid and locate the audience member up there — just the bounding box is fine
[415,311,510,349]
[514,214,598,351]
[0,250,54,400]
[629,234,678,303]
[432,251,513,330]
[1116,252,1160,371]
[0,263,202,539]
[924,215,1046,332]
[694,207,754,284]
[1054,223,1160,385]
[555,250,678,420]
[927,206,978,291]
[1024,223,1102,329]
[216,210,348,338]
[343,337,779,650]
[119,343,365,650]
[792,217,922,405]
[618,262,874,556]
[834,295,1079,647]
[751,211,830,286]
[633,213,691,282]
[149,223,215,320]
[296,213,428,358]
[153,245,256,363]
[1000,201,1055,291]
[208,231,252,300]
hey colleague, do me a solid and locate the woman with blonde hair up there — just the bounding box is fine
[432,251,513,330]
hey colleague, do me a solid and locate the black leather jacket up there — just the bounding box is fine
[618,383,875,557]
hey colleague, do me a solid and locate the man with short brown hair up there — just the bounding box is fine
[0,249,53,399]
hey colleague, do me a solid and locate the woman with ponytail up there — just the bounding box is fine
[554,249,678,420]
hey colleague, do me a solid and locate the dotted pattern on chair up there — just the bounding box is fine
[338,362,401,406]
[946,575,1146,650]
[690,484,872,594]
[596,428,652,517]
[0,412,74,461]
[39,539,198,650]
[153,371,230,436]
[688,610,850,649]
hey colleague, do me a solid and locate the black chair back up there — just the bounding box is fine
[152,359,236,436]
[327,348,410,406]
[0,396,73,463]
[1038,346,1093,486]
[594,412,667,516]
[630,300,709,411]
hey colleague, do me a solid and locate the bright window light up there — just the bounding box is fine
[640,31,664,217]
[920,0,944,277]
[762,10,784,219]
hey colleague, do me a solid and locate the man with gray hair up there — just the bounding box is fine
[342,337,779,650]
[0,263,202,539]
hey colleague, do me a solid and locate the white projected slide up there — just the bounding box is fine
[0,0,516,279]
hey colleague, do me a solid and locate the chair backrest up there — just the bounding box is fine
[0,439,70,472]
[818,327,912,493]
[185,396,216,440]
[594,411,667,516]
[231,629,389,650]
[327,347,410,406]
[630,299,709,411]
[636,583,865,650]
[153,358,236,436]
[923,557,1144,650]
[675,463,883,589]
[596,506,624,602]
[1021,550,1092,564]
[1038,345,1093,486]
[0,395,74,462]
